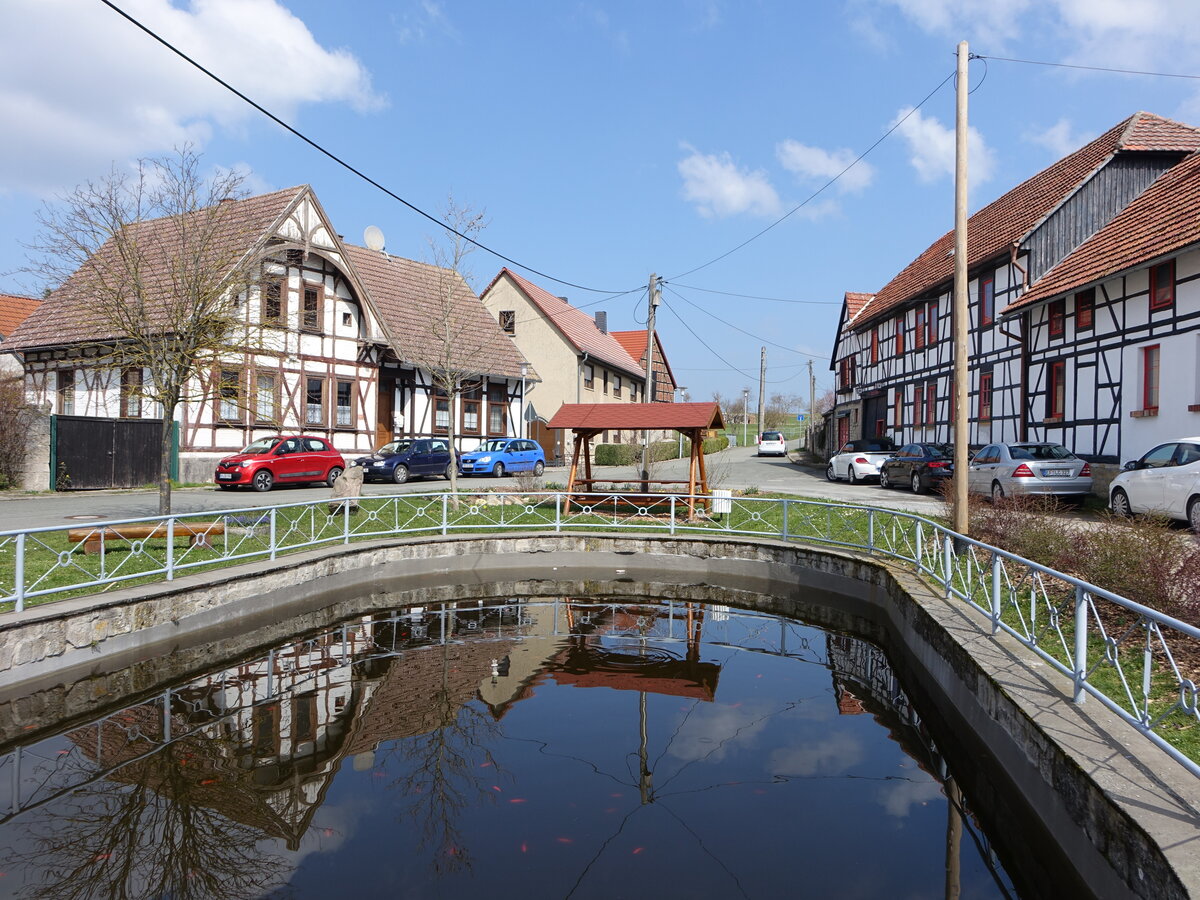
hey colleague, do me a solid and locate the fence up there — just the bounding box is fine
[2,490,1198,777]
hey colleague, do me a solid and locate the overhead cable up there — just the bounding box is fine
[973,53,1200,81]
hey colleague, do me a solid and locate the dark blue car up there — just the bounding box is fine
[458,438,545,477]
[353,439,452,484]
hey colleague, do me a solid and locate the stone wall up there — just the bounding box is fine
[17,402,50,491]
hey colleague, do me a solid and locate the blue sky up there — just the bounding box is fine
[3,0,1200,403]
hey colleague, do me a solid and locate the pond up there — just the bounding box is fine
[0,596,1026,899]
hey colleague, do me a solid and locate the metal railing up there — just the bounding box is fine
[2,490,1199,777]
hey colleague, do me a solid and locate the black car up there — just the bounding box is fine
[353,439,452,484]
[879,442,954,495]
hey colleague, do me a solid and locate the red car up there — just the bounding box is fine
[214,435,345,492]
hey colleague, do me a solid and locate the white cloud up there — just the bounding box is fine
[394,0,460,44]
[768,731,865,777]
[890,107,995,187]
[868,0,1034,44]
[0,0,383,195]
[776,140,875,193]
[1026,118,1097,158]
[664,701,774,763]
[678,145,782,218]
[876,769,944,817]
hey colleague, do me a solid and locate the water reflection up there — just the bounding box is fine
[0,598,1015,899]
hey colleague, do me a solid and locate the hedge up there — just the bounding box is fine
[593,435,729,465]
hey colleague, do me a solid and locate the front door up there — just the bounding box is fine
[376,377,395,449]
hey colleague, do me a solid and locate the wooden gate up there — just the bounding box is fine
[53,416,165,490]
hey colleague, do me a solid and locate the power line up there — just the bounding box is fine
[666,282,840,305]
[973,52,1200,81]
[96,0,638,297]
[658,294,757,381]
[664,286,825,359]
[667,67,957,282]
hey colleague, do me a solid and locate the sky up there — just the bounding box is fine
[4,0,1200,406]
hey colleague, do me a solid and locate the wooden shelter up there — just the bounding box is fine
[546,402,725,515]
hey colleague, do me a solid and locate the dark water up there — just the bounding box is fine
[0,598,1017,899]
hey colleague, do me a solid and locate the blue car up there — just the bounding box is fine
[353,439,452,484]
[458,439,545,477]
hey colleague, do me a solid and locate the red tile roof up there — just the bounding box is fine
[843,292,873,323]
[853,112,1200,330]
[547,401,724,431]
[483,268,644,377]
[0,293,42,341]
[1006,149,1200,311]
[609,329,678,390]
[344,245,528,379]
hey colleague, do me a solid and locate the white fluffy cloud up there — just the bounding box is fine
[678,145,782,218]
[890,107,995,186]
[1026,118,1097,157]
[0,0,383,195]
[776,140,875,193]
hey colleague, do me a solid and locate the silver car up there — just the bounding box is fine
[967,442,1092,502]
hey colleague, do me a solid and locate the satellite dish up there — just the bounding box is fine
[363,225,386,251]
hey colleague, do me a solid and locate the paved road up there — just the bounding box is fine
[0,442,945,531]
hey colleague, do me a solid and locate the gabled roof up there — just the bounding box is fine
[843,291,874,323]
[0,293,42,341]
[853,112,1200,330]
[344,245,527,379]
[482,268,644,378]
[609,329,678,388]
[547,401,724,432]
[3,186,307,351]
[1005,149,1200,311]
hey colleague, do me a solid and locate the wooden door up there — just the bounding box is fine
[376,377,395,449]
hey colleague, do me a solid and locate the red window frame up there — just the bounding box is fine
[980,274,994,326]
[978,372,993,421]
[1150,261,1175,311]
[1142,344,1160,411]
[1048,299,1065,337]
[925,381,936,425]
[914,305,927,349]
[926,300,937,346]
[1075,288,1094,330]
[894,315,905,356]
[893,391,903,429]
[913,385,924,426]
[870,327,879,365]
[1048,360,1065,419]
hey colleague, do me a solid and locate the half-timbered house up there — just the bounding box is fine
[3,186,529,486]
[829,112,1200,488]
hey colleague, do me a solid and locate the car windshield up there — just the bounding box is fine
[241,438,280,454]
[480,439,509,452]
[377,441,413,456]
[1012,444,1075,460]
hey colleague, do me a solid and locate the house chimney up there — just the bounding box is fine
[559,296,569,302]
[595,311,608,334]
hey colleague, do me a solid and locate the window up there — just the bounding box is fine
[120,368,142,418]
[336,380,354,428]
[433,391,450,432]
[305,377,324,426]
[293,694,317,744]
[255,373,277,423]
[583,364,594,390]
[1048,360,1066,419]
[926,301,937,346]
[301,286,322,332]
[1143,345,1161,410]
[629,383,638,403]
[914,305,926,349]
[57,369,75,415]
[613,374,622,398]
[261,280,284,324]
[980,273,994,326]
[461,384,481,434]
[252,704,279,757]
[499,310,516,334]
[1048,299,1065,337]
[1150,260,1175,311]
[602,370,609,395]
[894,315,905,356]
[870,327,879,364]
[286,249,304,266]
[217,368,240,422]
[893,390,903,429]
[487,383,507,435]
[979,371,993,420]
[1076,288,1094,330]
[838,357,856,391]
[925,381,936,425]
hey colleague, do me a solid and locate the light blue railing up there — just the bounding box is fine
[2,491,1198,777]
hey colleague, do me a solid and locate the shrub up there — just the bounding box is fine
[0,375,28,489]
[593,443,639,466]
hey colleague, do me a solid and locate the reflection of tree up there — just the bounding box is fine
[382,642,503,877]
[7,738,291,900]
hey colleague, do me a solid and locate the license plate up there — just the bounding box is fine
[1044,468,1071,477]
[217,473,234,480]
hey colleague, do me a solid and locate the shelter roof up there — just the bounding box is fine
[547,401,724,432]
[482,268,644,378]
[852,112,1200,330]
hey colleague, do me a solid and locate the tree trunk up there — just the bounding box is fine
[158,406,174,515]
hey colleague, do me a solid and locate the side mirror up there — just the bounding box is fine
[1123,460,1138,471]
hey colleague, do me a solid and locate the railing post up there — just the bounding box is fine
[162,689,172,741]
[867,509,875,554]
[1073,585,1088,704]
[442,495,448,536]
[269,508,278,561]
[990,553,1002,634]
[166,517,175,582]
[14,532,25,613]
[670,496,676,535]
[915,524,923,570]
[782,499,789,540]
[344,498,351,545]
[943,534,953,599]
[555,492,562,532]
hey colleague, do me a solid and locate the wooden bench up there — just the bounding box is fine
[67,522,227,554]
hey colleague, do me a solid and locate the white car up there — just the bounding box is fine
[825,438,897,485]
[1109,437,1200,530]
[757,431,787,456]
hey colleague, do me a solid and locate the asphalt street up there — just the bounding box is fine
[0,442,945,531]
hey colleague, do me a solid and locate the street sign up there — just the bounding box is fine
[796,414,806,421]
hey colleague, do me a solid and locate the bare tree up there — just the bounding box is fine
[25,147,267,513]
[0,374,29,488]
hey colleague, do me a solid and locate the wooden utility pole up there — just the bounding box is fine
[953,40,970,536]
[640,274,661,490]
[808,359,816,451]
[757,346,766,440]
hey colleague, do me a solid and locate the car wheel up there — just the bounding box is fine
[251,470,273,493]
[848,467,859,485]
[493,462,506,478]
[444,463,453,480]
[325,466,343,488]
[991,481,1005,503]
[534,460,545,476]
[879,469,891,490]
[392,464,409,485]
[911,473,924,495]
[825,464,837,482]
[1188,497,1200,533]
[1110,487,1131,518]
